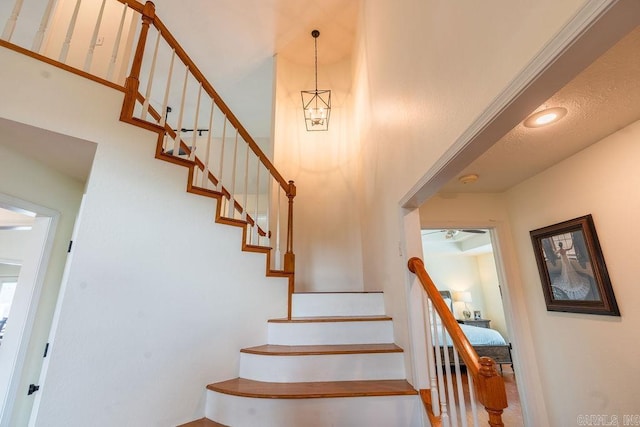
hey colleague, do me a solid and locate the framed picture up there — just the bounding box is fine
[473,310,482,320]
[529,214,620,316]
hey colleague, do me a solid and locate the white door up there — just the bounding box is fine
[0,199,57,425]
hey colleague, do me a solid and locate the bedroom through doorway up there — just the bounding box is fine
[420,227,523,425]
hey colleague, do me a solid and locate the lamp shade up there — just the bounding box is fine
[453,291,472,303]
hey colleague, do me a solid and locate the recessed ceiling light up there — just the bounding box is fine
[523,107,567,128]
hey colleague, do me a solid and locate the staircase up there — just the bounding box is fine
[181,292,423,427]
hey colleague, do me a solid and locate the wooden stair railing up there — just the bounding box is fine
[0,0,297,316]
[408,257,507,427]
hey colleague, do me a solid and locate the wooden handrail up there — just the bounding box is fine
[116,0,290,193]
[150,17,290,195]
[115,0,145,14]
[408,257,507,427]
[120,0,296,281]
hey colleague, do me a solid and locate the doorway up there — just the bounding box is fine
[420,227,523,425]
[0,197,58,426]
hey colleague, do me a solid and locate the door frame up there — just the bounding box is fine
[0,193,58,427]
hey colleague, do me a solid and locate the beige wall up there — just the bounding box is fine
[351,0,589,422]
[274,55,364,291]
[476,253,508,339]
[505,119,640,425]
[350,0,590,323]
[42,0,136,84]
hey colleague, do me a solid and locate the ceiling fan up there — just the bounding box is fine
[421,229,487,240]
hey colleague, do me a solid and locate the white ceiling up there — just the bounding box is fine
[439,26,640,194]
[151,0,360,69]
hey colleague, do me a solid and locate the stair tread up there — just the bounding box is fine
[294,291,383,294]
[207,378,417,399]
[177,418,228,427]
[268,315,392,323]
[241,343,403,355]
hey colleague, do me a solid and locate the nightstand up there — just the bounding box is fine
[458,318,491,328]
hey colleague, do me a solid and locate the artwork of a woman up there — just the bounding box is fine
[552,241,591,299]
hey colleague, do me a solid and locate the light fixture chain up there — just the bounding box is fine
[314,35,318,92]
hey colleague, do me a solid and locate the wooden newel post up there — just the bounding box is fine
[122,1,155,120]
[476,357,508,427]
[284,180,296,275]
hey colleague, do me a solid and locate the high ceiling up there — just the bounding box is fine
[5,4,637,200]
[150,0,359,80]
[439,26,640,194]
[147,0,360,137]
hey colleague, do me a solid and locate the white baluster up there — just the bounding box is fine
[431,302,450,427]
[1,0,24,42]
[140,30,160,119]
[265,178,271,250]
[422,293,440,417]
[59,0,82,63]
[116,8,139,84]
[275,187,282,270]
[216,118,227,192]
[190,83,202,161]
[159,49,175,127]
[440,322,459,427]
[84,0,107,72]
[201,99,215,188]
[227,128,239,218]
[173,65,189,157]
[106,2,128,81]
[32,0,56,52]
[162,133,169,155]
[468,374,479,427]
[242,143,250,222]
[452,347,469,427]
[253,161,260,244]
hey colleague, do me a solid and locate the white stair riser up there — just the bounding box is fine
[268,321,394,345]
[292,293,385,317]
[205,391,424,427]
[239,352,405,382]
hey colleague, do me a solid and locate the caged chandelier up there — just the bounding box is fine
[301,30,331,131]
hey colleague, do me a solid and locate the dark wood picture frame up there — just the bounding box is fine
[529,214,620,316]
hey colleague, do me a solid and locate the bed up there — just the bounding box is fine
[435,291,512,370]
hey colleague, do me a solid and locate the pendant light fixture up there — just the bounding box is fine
[301,30,331,131]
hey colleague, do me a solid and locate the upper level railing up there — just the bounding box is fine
[1,0,296,289]
[408,257,508,427]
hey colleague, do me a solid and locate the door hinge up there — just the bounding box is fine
[43,342,50,358]
[67,240,73,253]
[28,384,40,395]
